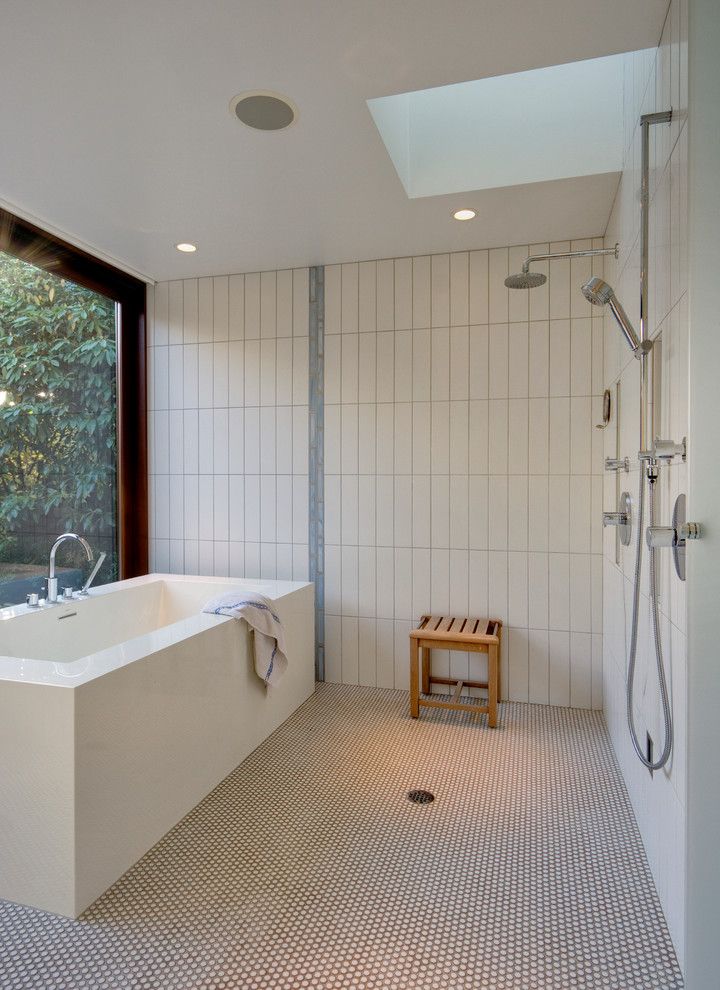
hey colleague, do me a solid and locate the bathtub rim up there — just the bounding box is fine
[0,573,313,689]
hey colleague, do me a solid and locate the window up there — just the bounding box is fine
[0,210,147,606]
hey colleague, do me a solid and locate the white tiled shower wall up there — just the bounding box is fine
[323,243,606,708]
[602,0,688,965]
[147,269,311,581]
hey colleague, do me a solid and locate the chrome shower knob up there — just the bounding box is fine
[679,521,701,540]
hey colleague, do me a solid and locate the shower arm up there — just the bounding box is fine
[520,243,619,275]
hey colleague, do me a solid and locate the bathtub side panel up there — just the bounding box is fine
[0,682,76,915]
[73,584,315,914]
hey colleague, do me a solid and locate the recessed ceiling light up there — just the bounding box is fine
[453,209,476,221]
[230,91,297,131]
[176,243,197,253]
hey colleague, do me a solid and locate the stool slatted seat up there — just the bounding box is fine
[409,615,503,726]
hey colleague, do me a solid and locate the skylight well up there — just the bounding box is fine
[367,51,640,199]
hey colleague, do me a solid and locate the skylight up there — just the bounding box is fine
[367,52,639,199]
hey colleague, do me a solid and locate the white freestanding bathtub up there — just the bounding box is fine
[0,574,315,918]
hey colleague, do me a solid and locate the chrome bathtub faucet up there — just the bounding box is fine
[46,533,93,603]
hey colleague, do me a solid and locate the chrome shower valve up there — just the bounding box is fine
[653,437,686,462]
[603,492,632,546]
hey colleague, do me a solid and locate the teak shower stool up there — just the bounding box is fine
[409,615,503,726]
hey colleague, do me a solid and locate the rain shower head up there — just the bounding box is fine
[581,276,652,358]
[504,270,547,289]
[504,244,619,291]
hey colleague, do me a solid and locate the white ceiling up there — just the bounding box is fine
[0,0,667,282]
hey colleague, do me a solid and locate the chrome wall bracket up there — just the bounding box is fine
[605,456,629,472]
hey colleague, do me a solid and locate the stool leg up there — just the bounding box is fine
[488,644,498,728]
[410,638,420,718]
[497,626,503,701]
[421,646,430,694]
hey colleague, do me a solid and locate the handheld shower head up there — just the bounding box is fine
[504,270,547,289]
[581,276,652,358]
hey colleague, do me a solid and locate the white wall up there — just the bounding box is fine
[322,244,606,707]
[601,0,688,966]
[147,269,311,581]
[685,0,720,984]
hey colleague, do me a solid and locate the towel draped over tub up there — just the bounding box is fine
[202,592,288,685]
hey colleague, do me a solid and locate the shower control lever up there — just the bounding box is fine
[605,457,629,472]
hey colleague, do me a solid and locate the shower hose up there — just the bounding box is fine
[626,464,674,770]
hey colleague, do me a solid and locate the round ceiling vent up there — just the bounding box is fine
[230,91,297,131]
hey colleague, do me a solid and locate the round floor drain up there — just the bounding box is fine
[408,789,435,805]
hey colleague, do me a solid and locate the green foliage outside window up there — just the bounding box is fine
[0,251,118,583]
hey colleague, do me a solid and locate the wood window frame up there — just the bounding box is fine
[0,208,148,577]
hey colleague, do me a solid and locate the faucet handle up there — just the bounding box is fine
[62,587,75,600]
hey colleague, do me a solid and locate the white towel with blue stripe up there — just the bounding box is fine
[202,592,288,685]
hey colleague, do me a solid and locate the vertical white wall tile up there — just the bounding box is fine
[292,269,309,336]
[358,261,377,332]
[260,271,277,338]
[213,276,229,341]
[154,282,169,346]
[431,254,450,327]
[488,324,509,398]
[488,248,509,323]
[469,324,489,400]
[376,332,395,402]
[449,326,470,400]
[508,246,529,324]
[276,269,293,337]
[325,265,341,333]
[181,280,198,345]
[341,263,359,333]
[548,630,570,706]
[245,272,261,340]
[508,627,529,702]
[394,258,412,330]
[412,256,431,329]
[528,628,550,703]
[469,250,489,325]
[228,274,244,341]
[529,321,550,397]
[450,252,469,326]
[376,261,394,332]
